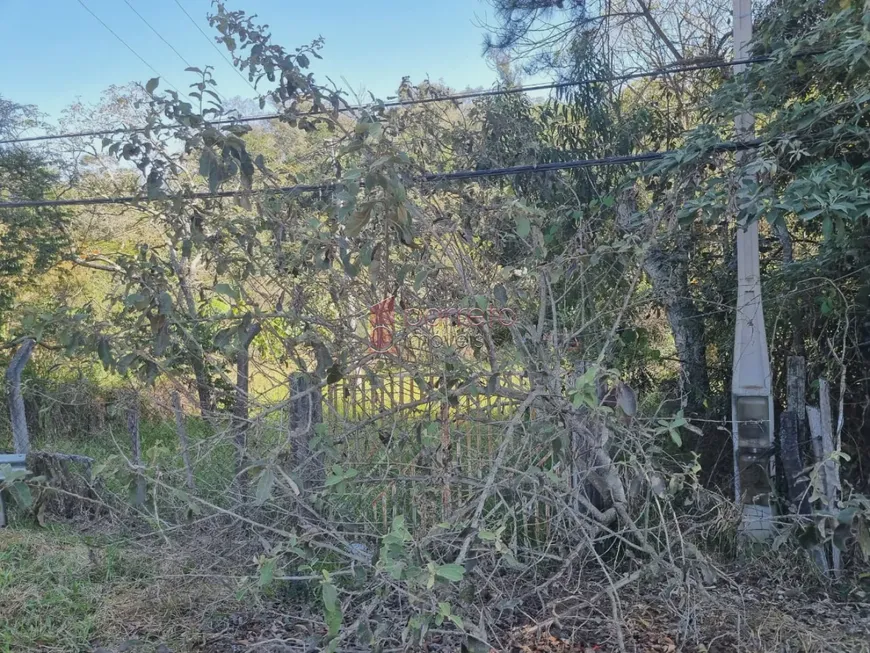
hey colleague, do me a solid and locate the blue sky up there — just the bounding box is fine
[0,0,503,122]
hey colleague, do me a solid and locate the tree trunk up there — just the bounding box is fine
[233,323,261,484]
[616,191,709,412]
[642,245,709,411]
[168,242,215,418]
[191,357,214,418]
[172,391,196,492]
[6,339,35,455]
[288,373,323,492]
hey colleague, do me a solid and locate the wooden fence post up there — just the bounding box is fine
[289,373,323,492]
[786,356,806,445]
[172,391,196,492]
[806,378,843,575]
[779,411,809,514]
[781,408,828,573]
[232,323,261,487]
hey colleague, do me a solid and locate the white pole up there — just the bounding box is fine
[732,0,775,540]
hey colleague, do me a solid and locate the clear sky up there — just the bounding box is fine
[0,0,502,122]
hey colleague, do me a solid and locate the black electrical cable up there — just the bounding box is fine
[0,139,760,209]
[0,55,777,146]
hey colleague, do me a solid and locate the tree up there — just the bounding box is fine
[479,0,731,411]
[0,97,69,329]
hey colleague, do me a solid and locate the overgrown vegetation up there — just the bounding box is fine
[2,0,870,651]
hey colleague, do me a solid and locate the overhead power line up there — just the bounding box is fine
[123,0,193,69]
[170,0,259,93]
[123,0,228,105]
[74,0,180,94]
[0,55,777,146]
[0,139,759,210]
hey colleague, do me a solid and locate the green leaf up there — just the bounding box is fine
[346,203,373,237]
[207,161,224,194]
[199,149,215,178]
[297,53,310,68]
[857,517,870,561]
[837,506,858,525]
[255,468,275,505]
[0,465,27,484]
[146,77,159,94]
[8,481,32,509]
[97,338,112,369]
[125,292,147,309]
[157,291,173,315]
[413,268,429,291]
[326,364,343,385]
[669,428,682,447]
[515,215,531,238]
[325,608,341,639]
[322,582,342,637]
[434,564,465,582]
[474,295,488,310]
[259,557,276,587]
[493,284,507,307]
[213,283,240,301]
[833,522,851,551]
[322,581,338,612]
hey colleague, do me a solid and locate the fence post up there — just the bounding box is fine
[786,356,806,446]
[818,379,842,574]
[289,373,323,492]
[779,411,809,515]
[232,323,261,489]
[783,407,828,573]
[807,378,843,576]
[172,391,196,492]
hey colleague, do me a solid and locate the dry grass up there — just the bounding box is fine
[0,524,244,653]
[1,517,869,652]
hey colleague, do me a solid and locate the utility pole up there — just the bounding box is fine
[732,0,775,540]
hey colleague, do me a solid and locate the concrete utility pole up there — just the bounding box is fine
[731,0,775,540]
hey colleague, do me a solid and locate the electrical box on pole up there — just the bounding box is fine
[732,0,775,540]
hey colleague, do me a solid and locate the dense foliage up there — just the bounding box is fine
[2,0,870,650]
